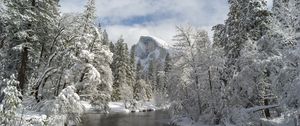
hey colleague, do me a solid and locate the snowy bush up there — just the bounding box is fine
[43,86,84,125]
[133,79,148,101]
[0,75,22,125]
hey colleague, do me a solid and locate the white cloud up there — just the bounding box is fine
[267,0,274,10]
[60,0,229,46]
[59,0,85,13]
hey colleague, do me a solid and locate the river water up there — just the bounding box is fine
[80,110,171,126]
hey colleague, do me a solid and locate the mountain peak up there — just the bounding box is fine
[134,36,170,71]
[138,36,170,49]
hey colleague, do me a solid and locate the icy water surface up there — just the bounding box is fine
[81,110,170,126]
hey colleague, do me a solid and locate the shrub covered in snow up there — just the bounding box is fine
[0,75,22,125]
[42,86,84,125]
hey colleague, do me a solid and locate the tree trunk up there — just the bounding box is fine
[194,68,202,116]
[264,99,271,118]
[55,70,64,96]
[62,82,67,89]
[0,37,5,49]
[17,47,29,95]
[208,68,213,95]
[34,76,49,102]
[50,28,64,54]
[32,0,36,7]
[39,43,44,65]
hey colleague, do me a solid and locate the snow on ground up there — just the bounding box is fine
[170,117,195,126]
[79,99,170,114]
[8,98,169,125]
[108,102,131,113]
[260,116,297,126]
[16,110,48,126]
[109,100,170,113]
[170,116,298,126]
[80,101,92,111]
[170,117,214,126]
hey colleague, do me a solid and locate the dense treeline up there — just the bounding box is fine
[168,0,300,125]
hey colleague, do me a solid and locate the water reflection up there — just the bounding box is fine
[81,110,170,126]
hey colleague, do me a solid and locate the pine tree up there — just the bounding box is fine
[163,53,172,92]
[0,75,22,125]
[109,41,115,53]
[136,60,143,80]
[38,0,113,111]
[29,0,62,101]
[3,0,39,94]
[112,37,133,101]
[109,41,115,77]
[102,30,109,45]
[212,24,226,48]
[148,60,157,91]
[269,0,300,120]
[82,0,96,34]
[133,79,148,101]
[67,0,113,111]
[0,0,6,50]
[164,53,172,74]
[272,0,299,45]
[1,0,61,96]
[223,0,274,120]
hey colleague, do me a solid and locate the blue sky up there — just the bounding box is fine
[59,0,273,46]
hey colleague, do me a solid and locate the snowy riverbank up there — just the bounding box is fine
[109,101,169,113]
[82,100,170,114]
[4,97,170,126]
[170,116,298,126]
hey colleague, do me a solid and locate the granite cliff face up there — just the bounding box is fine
[134,36,170,71]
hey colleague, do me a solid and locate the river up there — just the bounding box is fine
[80,110,171,126]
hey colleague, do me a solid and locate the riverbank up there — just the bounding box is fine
[109,101,169,113]
[6,98,170,125]
[82,100,170,113]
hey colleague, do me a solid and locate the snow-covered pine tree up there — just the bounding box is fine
[28,0,62,102]
[0,0,7,101]
[126,45,135,94]
[3,0,39,95]
[222,0,277,123]
[90,32,113,111]
[272,0,299,45]
[133,60,149,101]
[269,0,300,121]
[0,75,22,125]
[109,41,115,53]
[81,0,96,34]
[112,38,124,101]
[212,24,226,48]
[163,53,172,100]
[130,45,137,83]
[1,0,60,98]
[221,0,261,87]
[0,0,6,50]
[112,37,133,101]
[63,0,113,111]
[102,30,109,45]
[148,59,157,91]
[133,79,148,101]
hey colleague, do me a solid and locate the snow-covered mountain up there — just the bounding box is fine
[134,36,170,71]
